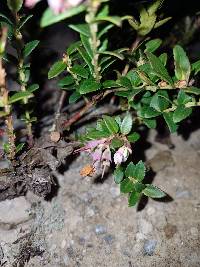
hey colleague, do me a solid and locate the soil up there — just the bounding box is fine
[0,129,199,267]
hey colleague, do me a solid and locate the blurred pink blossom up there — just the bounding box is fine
[114,145,132,165]
[25,0,83,14]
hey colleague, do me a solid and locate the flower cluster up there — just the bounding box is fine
[78,138,132,177]
[25,0,83,14]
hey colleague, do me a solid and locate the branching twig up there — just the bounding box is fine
[122,35,144,76]
[62,93,104,130]
[14,13,33,146]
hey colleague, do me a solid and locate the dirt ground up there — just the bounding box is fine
[0,129,200,267]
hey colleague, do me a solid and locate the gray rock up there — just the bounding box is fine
[143,240,157,256]
[0,244,4,261]
[103,234,115,245]
[95,225,107,235]
[175,188,191,198]
[0,197,31,225]
[138,219,153,235]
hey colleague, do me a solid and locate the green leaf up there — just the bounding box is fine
[101,59,116,73]
[71,65,89,78]
[67,41,82,55]
[116,77,132,89]
[154,17,172,28]
[23,40,39,58]
[95,15,131,27]
[173,45,191,83]
[9,91,33,104]
[3,143,10,154]
[140,106,161,118]
[126,71,142,87]
[69,24,90,37]
[145,39,162,53]
[134,182,146,193]
[159,53,167,66]
[177,91,192,105]
[27,84,39,93]
[163,112,178,133]
[125,162,136,178]
[96,119,110,133]
[143,118,157,129]
[99,50,125,60]
[173,106,192,123]
[40,5,86,27]
[111,138,124,149]
[128,191,141,207]
[16,143,25,154]
[192,60,200,75]
[115,116,122,127]
[183,87,200,95]
[0,13,13,26]
[7,0,23,12]
[79,79,101,94]
[48,61,66,79]
[98,24,114,38]
[69,91,81,104]
[127,132,140,143]
[150,91,170,112]
[125,162,143,183]
[18,15,33,30]
[102,115,119,134]
[80,34,93,59]
[77,47,93,74]
[87,130,110,139]
[114,166,124,184]
[146,52,173,85]
[58,76,74,87]
[103,80,118,88]
[143,184,166,198]
[120,178,134,193]
[120,113,133,135]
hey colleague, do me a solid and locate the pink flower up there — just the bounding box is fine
[25,0,83,14]
[114,145,132,165]
[25,0,40,7]
[85,139,106,150]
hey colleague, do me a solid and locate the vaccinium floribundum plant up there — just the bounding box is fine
[1,0,200,206]
[1,0,40,159]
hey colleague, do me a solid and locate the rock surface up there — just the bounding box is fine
[0,130,200,267]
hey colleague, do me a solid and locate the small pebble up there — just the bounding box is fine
[139,219,153,235]
[110,187,120,198]
[147,207,156,216]
[61,240,67,249]
[95,225,107,235]
[63,255,69,266]
[103,234,115,245]
[176,189,191,198]
[50,131,60,142]
[164,224,177,239]
[190,227,198,238]
[143,240,157,256]
[136,232,145,241]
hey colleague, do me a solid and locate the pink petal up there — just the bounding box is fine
[102,147,111,162]
[86,139,106,150]
[68,0,83,6]
[25,0,41,8]
[48,0,65,14]
[114,150,123,165]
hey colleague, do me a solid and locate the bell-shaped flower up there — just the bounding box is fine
[25,0,83,14]
[114,145,132,165]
